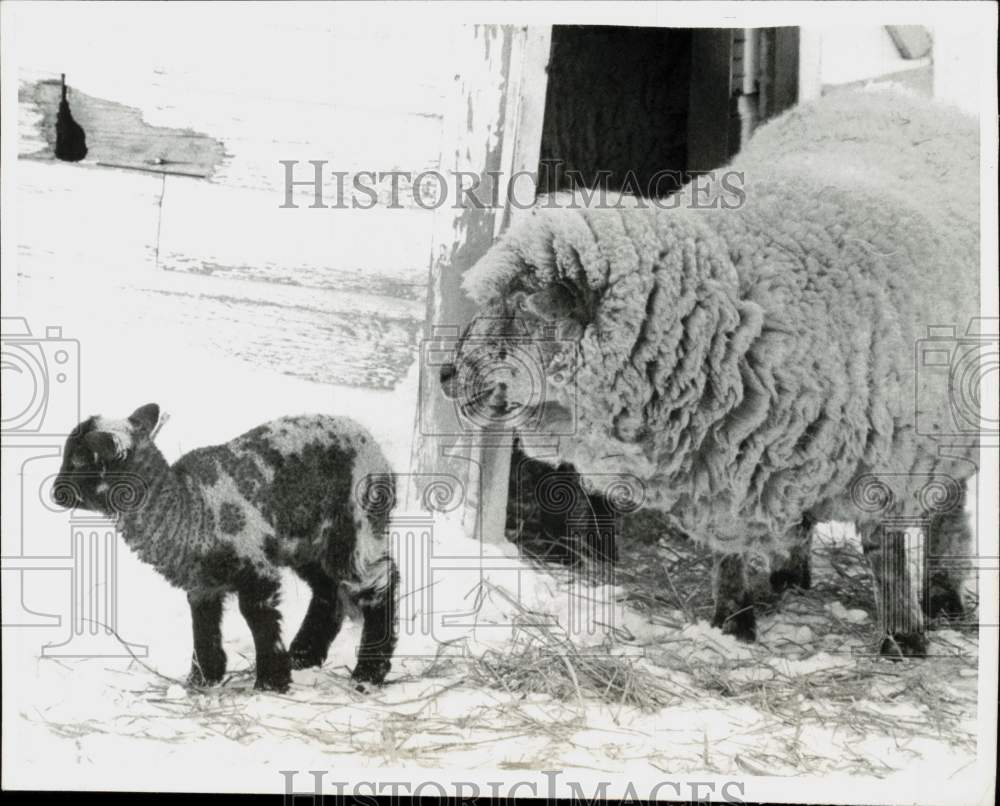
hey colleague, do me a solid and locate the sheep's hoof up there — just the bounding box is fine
[769,564,812,595]
[879,632,928,660]
[711,607,757,643]
[351,657,391,690]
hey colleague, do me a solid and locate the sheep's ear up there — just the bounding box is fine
[83,430,119,463]
[128,403,160,435]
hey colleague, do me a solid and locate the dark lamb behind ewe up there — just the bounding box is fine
[53,404,398,692]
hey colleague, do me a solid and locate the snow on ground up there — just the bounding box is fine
[2,280,987,799]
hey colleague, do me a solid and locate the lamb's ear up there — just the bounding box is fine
[83,430,119,463]
[524,284,585,340]
[128,403,160,435]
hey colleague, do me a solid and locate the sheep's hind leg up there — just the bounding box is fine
[770,516,814,594]
[860,523,927,658]
[711,552,757,642]
[289,562,344,669]
[926,487,970,622]
[187,591,226,686]
[237,575,292,692]
[350,558,399,688]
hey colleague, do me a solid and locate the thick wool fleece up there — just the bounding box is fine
[462,89,979,554]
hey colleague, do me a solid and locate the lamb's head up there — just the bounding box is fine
[439,283,585,437]
[52,403,161,517]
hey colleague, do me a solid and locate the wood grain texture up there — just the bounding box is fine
[16,158,424,390]
[13,14,456,390]
[407,25,551,544]
[885,25,933,61]
[20,78,225,177]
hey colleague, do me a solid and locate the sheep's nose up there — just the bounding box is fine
[440,362,458,398]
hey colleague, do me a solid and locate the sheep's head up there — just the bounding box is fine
[51,403,160,516]
[438,283,585,437]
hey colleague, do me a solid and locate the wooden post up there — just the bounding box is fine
[408,25,551,544]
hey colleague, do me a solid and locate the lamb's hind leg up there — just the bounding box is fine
[860,522,927,658]
[188,591,226,686]
[289,562,345,669]
[711,552,757,642]
[237,574,292,692]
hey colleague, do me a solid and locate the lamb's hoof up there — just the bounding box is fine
[351,657,391,690]
[880,632,928,660]
[927,589,965,621]
[187,668,224,688]
[188,650,226,687]
[289,647,327,670]
[254,654,292,692]
[711,608,757,643]
[254,673,291,693]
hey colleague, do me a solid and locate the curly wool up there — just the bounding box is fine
[462,88,980,553]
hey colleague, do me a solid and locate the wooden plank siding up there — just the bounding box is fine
[408,25,551,542]
[14,13,455,389]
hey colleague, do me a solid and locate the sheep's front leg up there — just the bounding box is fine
[860,523,927,658]
[710,552,757,642]
[188,591,227,686]
[770,516,814,594]
[237,577,292,692]
[927,488,971,620]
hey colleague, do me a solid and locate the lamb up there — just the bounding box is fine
[441,88,979,657]
[52,404,398,691]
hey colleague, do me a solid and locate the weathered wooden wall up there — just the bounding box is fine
[14,7,454,389]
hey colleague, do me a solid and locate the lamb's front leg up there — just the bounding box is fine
[188,591,227,686]
[710,552,757,642]
[237,576,292,692]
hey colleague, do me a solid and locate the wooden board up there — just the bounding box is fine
[13,13,458,390]
[407,25,551,544]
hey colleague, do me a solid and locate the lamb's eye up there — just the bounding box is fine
[70,454,87,469]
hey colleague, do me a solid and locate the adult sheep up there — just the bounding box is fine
[441,88,980,657]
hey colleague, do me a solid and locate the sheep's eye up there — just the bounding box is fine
[70,452,88,469]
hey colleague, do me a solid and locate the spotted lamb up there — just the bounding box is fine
[441,88,980,657]
[53,404,398,691]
